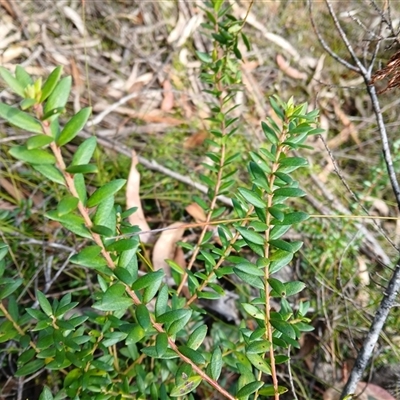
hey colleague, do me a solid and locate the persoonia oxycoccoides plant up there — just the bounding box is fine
[0,1,322,399]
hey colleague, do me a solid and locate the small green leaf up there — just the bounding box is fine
[0,278,22,300]
[57,195,79,216]
[15,66,33,88]
[36,290,53,316]
[234,261,264,276]
[178,345,205,364]
[93,283,133,312]
[65,164,98,174]
[284,281,306,297]
[236,226,265,246]
[0,67,25,96]
[269,250,293,274]
[261,121,279,144]
[170,375,202,397]
[237,381,264,398]
[45,211,91,239]
[87,179,126,208]
[210,347,222,380]
[246,353,271,375]
[242,303,264,320]
[71,136,97,165]
[280,211,309,225]
[258,385,288,396]
[57,107,91,146]
[233,269,264,290]
[269,96,284,121]
[268,278,286,297]
[106,238,140,253]
[132,270,164,291]
[126,324,145,344]
[0,103,43,133]
[156,333,169,356]
[268,206,284,221]
[26,134,54,149]
[69,246,107,269]
[196,51,212,63]
[20,98,37,110]
[40,66,63,103]
[238,188,266,208]
[9,146,55,165]
[246,340,270,354]
[14,359,45,377]
[269,225,291,240]
[73,174,87,205]
[155,285,168,318]
[136,304,151,330]
[157,309,191,325]
[279,156,308,167]
[44,76,71,115]
[273,187,306,197]
[168,310,192,336]
[270,319,296,338]
[187,325,207,350]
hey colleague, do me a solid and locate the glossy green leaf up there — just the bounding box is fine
[65,164,98,174]
[0,67,25,96]
[261,121,278,144]
[168,310,192,336]
[280,211,309,225]
[41,107,65,121]
[131,270,164,291]
[269,224,291,240]
[233,268,264,290]
[196,51,212,63]
[258,385,288,396]
[102,331,128,347]
[238,188,266,208]
[170,375,202,397]
[71,137,97,166]
[273,187,306,197]
[269,250,293,274]
[269,96,284,120]
[32,164,65,186]
[9,146,55,165]
[73,174,87,205]
[236,226,265,246]
[270,319,296,338]
[20,98,36,110]
[247,353,272,375]
[106,238,140,253]
[249,152,272,174]
[87,179,126,208]
[268,206,284,221]
[45,210,91,239]
[15,359,45,377]
[69,245,107,269]
[187,325,207,350]
[285,281,306,297]
[57,195,79,216]
[0,243,8,262]
[242,303,264,320]
[40,66,63,103]
[36,290,53,316]
[93,283,133,312]
[26,134,54,149]
[157,309,191,325]
[268,278,286,297]
[0,278,22,300]
[156,333,169,356]
[210,346,222,380]
[126,323,145,344]
[178,345,205,364]
[246,340,270,354]
[234,260,264,276]
[0,103,43,133]
[237,381,264,398]
[279,156,308,167]
[141,346,178,360]
[136,304,151,330]
[269,239,295,253]
[155,285,169,318]
[57,107,91,146]
[44,76,71,115]
[15,66,33,88]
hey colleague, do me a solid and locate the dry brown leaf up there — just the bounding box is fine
[323,382,396,400]
[126,151,151,244]
[0,177,23,202]
[276,54,307,80]
[356,256,370,307]
[184,131,208,149]
[0,199,16,211]
[327,101,360,148]
[185,203,206,223]
[152,222,186,276]
[161,80,174,112]
[63,6,86,36]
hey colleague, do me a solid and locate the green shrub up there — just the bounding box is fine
[0,2,321,399]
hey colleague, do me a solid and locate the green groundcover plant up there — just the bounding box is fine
[0,2,322,399]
